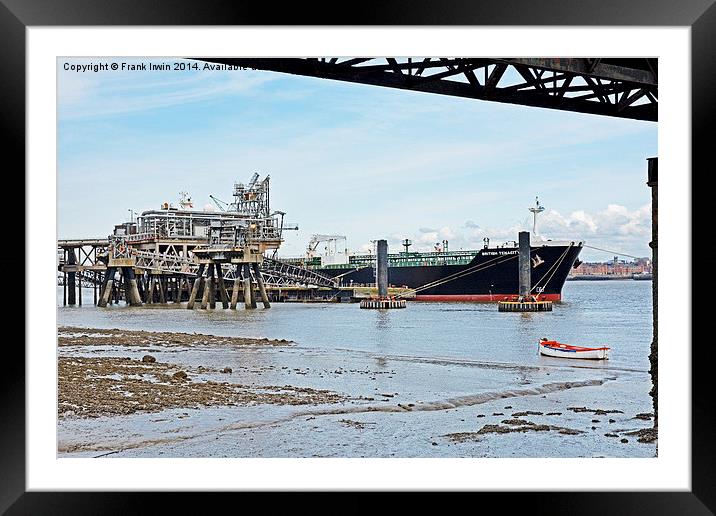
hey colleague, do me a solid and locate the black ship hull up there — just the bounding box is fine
[312,243,582,301]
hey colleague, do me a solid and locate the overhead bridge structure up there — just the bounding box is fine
[193,57,657,121]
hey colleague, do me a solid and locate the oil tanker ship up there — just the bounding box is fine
[290,200,583,302]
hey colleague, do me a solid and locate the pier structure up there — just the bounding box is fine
[58,174,362,309]
[57,234,366,307]
[57,239,109,307]
[498,231,553,312]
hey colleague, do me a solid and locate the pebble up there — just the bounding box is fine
[221,367,233,374]
[141,355,156,363]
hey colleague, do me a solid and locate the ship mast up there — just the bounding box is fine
[529,196,545,234]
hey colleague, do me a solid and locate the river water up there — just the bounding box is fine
[57,280,657,458]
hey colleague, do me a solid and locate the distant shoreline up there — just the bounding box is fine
[567,275,652,281]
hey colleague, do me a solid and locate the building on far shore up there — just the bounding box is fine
[568,256,652,279]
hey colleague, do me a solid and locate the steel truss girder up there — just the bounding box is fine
[194,57,657,121]
[76,248,337,289]
[261,257,338,287]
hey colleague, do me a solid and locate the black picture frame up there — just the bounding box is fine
[3,0,708,513]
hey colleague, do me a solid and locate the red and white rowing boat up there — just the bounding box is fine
[538,338,610,360]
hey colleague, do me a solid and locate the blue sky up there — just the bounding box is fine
[58,58,657,261]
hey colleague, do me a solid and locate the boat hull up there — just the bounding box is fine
[539,342,610,360]
[309,243,582,302]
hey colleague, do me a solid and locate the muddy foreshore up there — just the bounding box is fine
[58,326,343,419]
[57,326,657,457]
[58,326,293,348]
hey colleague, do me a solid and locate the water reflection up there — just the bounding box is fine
[375,310,391,330]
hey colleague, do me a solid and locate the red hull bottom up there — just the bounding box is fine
[413,294,562,302]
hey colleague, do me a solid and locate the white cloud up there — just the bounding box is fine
[539,204,651,241]
[369,203,653,260]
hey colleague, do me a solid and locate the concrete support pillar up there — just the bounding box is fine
[647,157,658,426]
[63,271,67,306]
[113,273,122,304]
[253,262,271,308]
[230,276,241,309]
[201,264,214,309]
[518,231,531,299]
[77,272,82,306]
[158,275,166,303]
[376,239,388,298]
[147,276,155,304]
[140,275,149,303]
[215,263,230,309]
[122,267,143,306]
[243,264,256,309]
[187,264,205,310]
[98,267,116,307]
[174,277,182,303]
[208,264,217,309]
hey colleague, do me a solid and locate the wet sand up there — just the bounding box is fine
[57,325,656,458]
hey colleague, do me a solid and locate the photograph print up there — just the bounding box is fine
[57,57,658,459]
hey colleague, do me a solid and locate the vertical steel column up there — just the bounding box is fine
[62,276,67,306]
[376,239,388,298]
[647,157,658,426]
[67,248,77,305]
[518,231,531,299]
